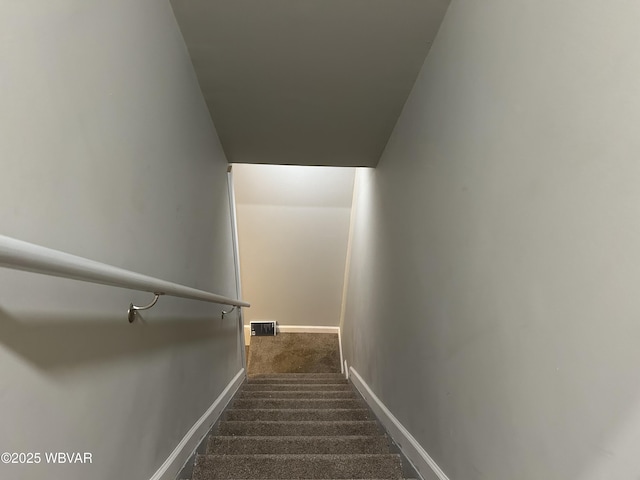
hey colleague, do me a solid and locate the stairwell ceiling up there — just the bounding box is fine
[170,0,450,167]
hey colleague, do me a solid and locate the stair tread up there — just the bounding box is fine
[226,408,369,412]
[240,391,357,399]
[248,378,348,384]
[209,435,388,439]
[233,399,365,409]
[211,433,387,442]
[217,420,381,436]
[220,420,378,424]
[199,453,401,457]
[207,435,391,454]
[225,408,373,422]
[193,454,403,480]
[248,373,345,377]
[243,384,353,390]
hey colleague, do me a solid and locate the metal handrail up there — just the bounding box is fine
[0,234,250,322]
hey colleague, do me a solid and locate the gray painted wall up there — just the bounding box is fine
[0,1,241,479]
[341,1,640,479]
[170,0,450,167]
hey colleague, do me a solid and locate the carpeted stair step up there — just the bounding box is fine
[207,435,391,455]
[224,408,373,422]
[242,383,353,391]
[179,346,419,480]
[249,373,346,379]
[239,390,357,399]
[247,377,348,384]
[217,420,382,436]
[192,453,403,479]
[233,398,365,410]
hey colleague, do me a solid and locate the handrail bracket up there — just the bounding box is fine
[128,293,163,323]
[221,305,238,319]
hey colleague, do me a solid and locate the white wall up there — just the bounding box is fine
[233,164,354,328]
[342,1,640,479]
[0,2,241,480]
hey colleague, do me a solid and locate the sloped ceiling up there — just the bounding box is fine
[170,0,450,166]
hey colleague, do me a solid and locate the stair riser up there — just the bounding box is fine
[233,399,365,409]
[249,374,346,378]
[193,454,403,479]
[248,378,348,384]
[247,378,349,385]
[243,383,353,391]
[217,421,381,437]
[240,391,357,399]
[208,436,391,455]
[225,409,373,422]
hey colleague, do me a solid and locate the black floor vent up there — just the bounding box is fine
[250,321,277,336]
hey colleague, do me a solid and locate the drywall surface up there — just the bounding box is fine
[233,164,354,327]
[170,0,450,167]
[341,1,640,479]
[0,2,241,480]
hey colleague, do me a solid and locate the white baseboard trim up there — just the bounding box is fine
[277,325,340,334]
[349,367,450,480]
[148,368,245,480]
[243,325,345,374]
[337,328,344,375]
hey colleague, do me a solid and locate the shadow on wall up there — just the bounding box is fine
[0,308,232,372]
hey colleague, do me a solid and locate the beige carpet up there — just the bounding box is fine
[247,333,340,374]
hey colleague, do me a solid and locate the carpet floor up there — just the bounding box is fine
[247,333,340,375]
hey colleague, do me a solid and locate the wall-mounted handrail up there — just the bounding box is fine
[0,235,250,321]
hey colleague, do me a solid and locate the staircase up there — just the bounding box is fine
[189,373,413,480]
